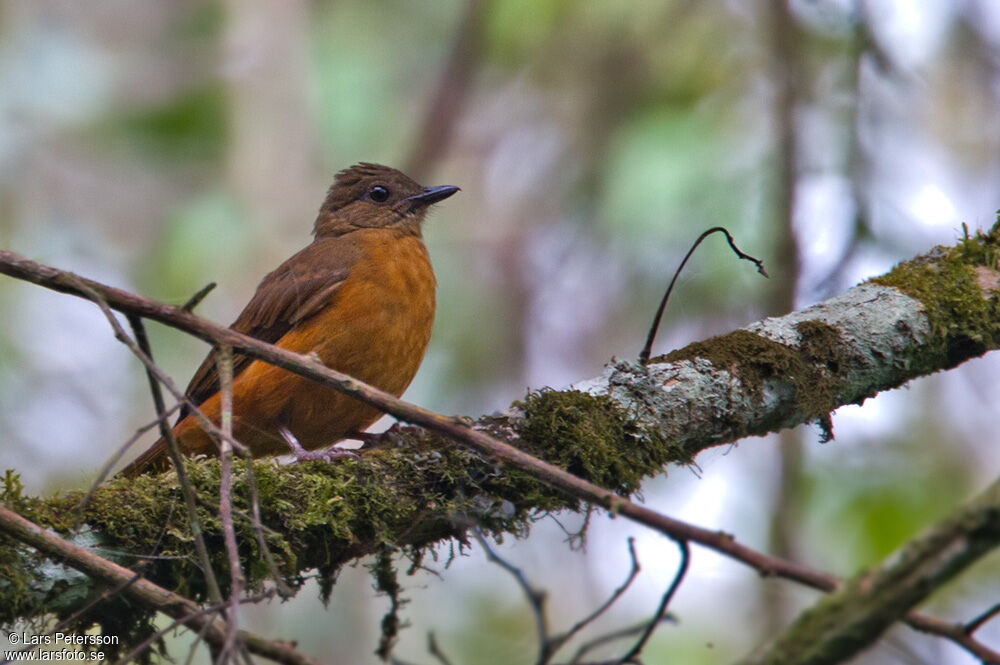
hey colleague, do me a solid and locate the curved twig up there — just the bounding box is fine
[638,226,767,365]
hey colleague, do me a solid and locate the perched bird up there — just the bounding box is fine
[121,163,458,476]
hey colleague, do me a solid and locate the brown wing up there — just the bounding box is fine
[179,237,359,417]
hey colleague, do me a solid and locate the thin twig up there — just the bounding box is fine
[217,344,244,662]
[114,592,273,665]
[242,461,295,598]
[965,601,1000,635]
[473,528,550,664]
[905,612,1000,663]
[618,539,689,663]
[474,534,644,664]
[127,312,226,606]
[550,538,642,655]
[638,226,768,365]
[567,618,675,665]
[183,282,217,311]
[127,312,193,480]
[64,277,226,606]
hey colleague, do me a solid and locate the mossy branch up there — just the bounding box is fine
[582,223,1000,459]
[736,474,1000,665]
[1,222,999,659]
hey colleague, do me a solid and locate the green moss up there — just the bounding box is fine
[0,537,37,635]
[0,389,676,651]
[8,412,657,655]
[513,389,685,496]
[0,450,456,653]
[870,221,1000,371]
[1,470,25,503]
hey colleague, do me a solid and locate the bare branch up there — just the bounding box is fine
[964,601,1000,635]
[738,474,1000,665]
[66,277,226,606]
[182,282,217,312]
[472,534,666,665]
[217,343,244,662]
[618,540,689,663]
[566,619,674,665]
[550,538,642,655]
[473,528,551,663]
[0,505,318,665]
[639,226,767,365]
[905,612,1000,664]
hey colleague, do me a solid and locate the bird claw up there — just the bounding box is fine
[280,427,360,464]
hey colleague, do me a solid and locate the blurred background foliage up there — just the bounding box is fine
[2,1,1000,663]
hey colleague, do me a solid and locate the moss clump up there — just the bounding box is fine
[870,221,1000,371]
[1,387,734,655]
[513,389,681,496]
[0,472,42,633]
[0,442,535,657]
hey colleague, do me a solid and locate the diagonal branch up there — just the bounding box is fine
[2,224,998,561]
[67,277,225,605]
[1,223,999,661]
[4,224,999,479]
[0,249,840,589]
[736,474,1000,665]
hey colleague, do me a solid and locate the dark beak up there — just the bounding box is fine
[405,185,460,208]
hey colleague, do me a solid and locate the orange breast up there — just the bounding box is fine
[175,229,436,457]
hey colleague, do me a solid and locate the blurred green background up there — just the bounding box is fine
[2,1,1000,663]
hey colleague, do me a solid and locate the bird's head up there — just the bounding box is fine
[313,162,458,238]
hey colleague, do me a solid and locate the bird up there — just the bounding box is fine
[121,162,458,476]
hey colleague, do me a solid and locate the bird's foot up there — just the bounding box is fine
[280,427,360,463]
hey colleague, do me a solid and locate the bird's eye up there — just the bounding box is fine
[369,185,390,203]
